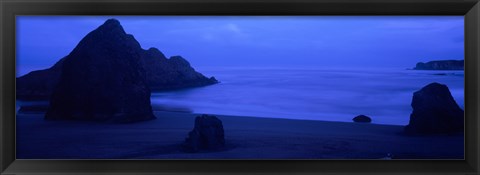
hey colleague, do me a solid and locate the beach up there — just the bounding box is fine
[151,68,465,125]
[15,17,465,160]
[16,111,464,159]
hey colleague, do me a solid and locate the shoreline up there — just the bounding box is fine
[165,110,406,127]
[17,102,408,126]
[17,68,465,127]
[16,110,464,159]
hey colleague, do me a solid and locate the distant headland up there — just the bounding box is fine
[413,60,464,70]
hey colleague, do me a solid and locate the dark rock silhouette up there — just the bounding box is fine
[18,105,50,113]
[45,19,155,123]
[140,48,218,91]
[184,114,225,152]
[353,115,372,123]
[404,82,464,135]
[16,20,218,100]
[413,60,464,70]
[16,58,65,100]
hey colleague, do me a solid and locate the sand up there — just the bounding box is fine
[16,111,464,159]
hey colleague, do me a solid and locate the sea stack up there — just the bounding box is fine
[16,22,218,101]
[45,19,155,123]
[140,48,218,91]
[184,114,225,152]
[405,82,464,135]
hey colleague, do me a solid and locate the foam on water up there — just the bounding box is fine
[149,68,464,126]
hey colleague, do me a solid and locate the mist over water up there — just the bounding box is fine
[16,16,465,126]
[151,68,464,126]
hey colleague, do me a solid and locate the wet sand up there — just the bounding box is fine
[16,111,464,159]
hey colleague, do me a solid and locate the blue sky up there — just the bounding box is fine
[16,16,464,76]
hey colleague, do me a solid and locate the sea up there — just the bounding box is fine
[151,67,464,126]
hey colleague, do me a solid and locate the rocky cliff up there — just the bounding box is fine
[413,60,464,70]
[140,48,218,91]
[45,19,155,122]
[16,19,218,100]
[16,58,65,100]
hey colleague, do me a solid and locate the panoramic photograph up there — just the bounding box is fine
[16,16,464,159]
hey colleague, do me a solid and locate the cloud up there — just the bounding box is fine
[224,23,250,39]
[162,23,249,43]
[225,23,241,33]
[197,23,249,42]
[17,16,464,71]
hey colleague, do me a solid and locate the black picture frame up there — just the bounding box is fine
[1,0,479,174]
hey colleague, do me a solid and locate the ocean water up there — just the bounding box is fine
[151,68,464,126]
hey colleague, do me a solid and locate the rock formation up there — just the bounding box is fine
[140,48,218,91]
[413,60,464,70]
[353,115,372,123]
[184,114,225,152]
[404,82,464,135]
[45,19,155,123]
[18,105,50,113]
[16,20,218,100]
[16,58,65,100]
